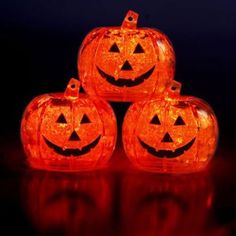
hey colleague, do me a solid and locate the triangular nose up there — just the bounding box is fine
[161,132,173,143]
[69,130,81,141]
[121,60,133,71]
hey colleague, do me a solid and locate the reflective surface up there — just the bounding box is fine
[0,139,235,235]
[21,171,112,235]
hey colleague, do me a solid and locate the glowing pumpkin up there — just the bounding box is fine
[21,78,117,171]
[122,81,218,173]
[78,10,175,102]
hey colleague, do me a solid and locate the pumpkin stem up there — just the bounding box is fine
[64,78,80,99]
[121,10,139,29]
[168,80,182,95]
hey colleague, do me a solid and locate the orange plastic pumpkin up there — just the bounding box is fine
[78,10,175,102]
[122,81,218,173]
[21,171,112,235]
[21,78,117,171]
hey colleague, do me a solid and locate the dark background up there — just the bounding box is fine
[0,0,236,235]
[0,0,236,144]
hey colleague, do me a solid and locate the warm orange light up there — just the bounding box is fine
[21,78,117,171]
[78,10,175,102]
[21,171,111,235]
[121,173,215,235]
[122,81,218,173]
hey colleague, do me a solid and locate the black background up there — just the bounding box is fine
[0,0,236,144]
[0,0,236,235]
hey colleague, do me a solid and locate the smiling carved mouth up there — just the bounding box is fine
[43,135,101,157]
[96,65,155,87]
[138,137,196,158]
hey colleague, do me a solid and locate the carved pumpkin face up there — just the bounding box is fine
[41,98,103,157]
[123,83,218,173]
[21,171,111,235]
[136,102,198,159]
[78,10,175,101]
[21,79,117,171]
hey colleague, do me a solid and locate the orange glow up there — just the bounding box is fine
[21,78,117,171]
[21,171,112,235]
[78,10,175,102]
[21,169,224,236]
[121,173,216,235]
[123,81,218,173]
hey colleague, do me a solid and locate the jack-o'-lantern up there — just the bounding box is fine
[78,10,175,102]
[21,78,117,171]
[123,81,218,173]
[121,173,217,235]
[21,171,112,235]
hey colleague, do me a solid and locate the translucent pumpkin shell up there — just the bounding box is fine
[21,79,117,171]
[122,93,218,173]
[78,10,175,102]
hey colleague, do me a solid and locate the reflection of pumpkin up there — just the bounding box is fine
[78,10,175,102]
[123,82,218,173]
[21,78,117,171]
[121,173,215,236]
[21,171,112,235]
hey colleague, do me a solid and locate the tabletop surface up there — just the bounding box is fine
[0,138,235,236]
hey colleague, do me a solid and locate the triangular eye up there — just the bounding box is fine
[81,114,91,124]
[56,114,67,124]
[174,116,185,125]
[109,43,120,53]
[150,114,161,125]
[133,43,144,53]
